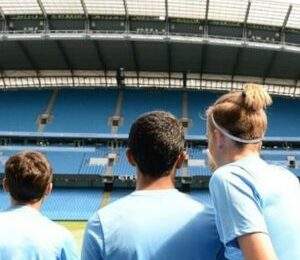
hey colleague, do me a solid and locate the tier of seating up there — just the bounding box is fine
[0,145,110,175]
[0,90,50,132]
[0,188,212,220]
[0,89,298,137]
[118,89,182,134]
[1,145,298,177]
[44,89,117,133]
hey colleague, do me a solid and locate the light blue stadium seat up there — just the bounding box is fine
[79,147,109,175]
[267,96,300,137]
[118,89,182,134]
[187,91,220,135]
[0,145,109,175]
[42,188,103,220]
[45,89,117,133]
[112,147,135,177]
[0,90,50,132]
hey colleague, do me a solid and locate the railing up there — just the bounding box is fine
[0,28,297,48]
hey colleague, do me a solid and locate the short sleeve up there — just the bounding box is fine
[81,213,105,260]
[209,167,268,245]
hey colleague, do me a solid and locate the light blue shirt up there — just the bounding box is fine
[0,205,79,260]
[82,189,224,260]
[209,154,300,260]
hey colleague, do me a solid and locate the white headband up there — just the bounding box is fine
[211,114,263,144]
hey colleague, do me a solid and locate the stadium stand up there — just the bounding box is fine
[0,145,109,175]
[41,188,103,220]
[187,91,221,135]
[112,146,135,177]
[118,89,182,134]
[45,89,117,133]
[0,90,50,132]
[267,96,300,137]
[0,89,299,138]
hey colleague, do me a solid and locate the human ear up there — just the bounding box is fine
[126,148,137,167]
[2,178,9,192]
[175,151,187,169]
[44,182,53,196]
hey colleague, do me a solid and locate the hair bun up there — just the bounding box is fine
[243,83,272,111]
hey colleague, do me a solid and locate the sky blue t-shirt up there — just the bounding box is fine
[0,205,79,260]
[209,154,300,260]
[82,189,224,260]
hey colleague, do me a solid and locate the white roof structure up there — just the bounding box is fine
[1,0,300,29]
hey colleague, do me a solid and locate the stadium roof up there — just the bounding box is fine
[0,0,300,29]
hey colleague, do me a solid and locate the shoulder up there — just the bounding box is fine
[41,216,75,244]
[210,164,244,188]
[175,191,206,211]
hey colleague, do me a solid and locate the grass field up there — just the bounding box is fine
[58,221,87,250]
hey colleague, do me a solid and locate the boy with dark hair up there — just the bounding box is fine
[82,111,224,260]
[0,151,78,260]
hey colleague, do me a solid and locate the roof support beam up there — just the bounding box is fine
[80,0,90,31]
[263,50,278,82]
[232,1,250,80]
[93,40,107,85]
[129,41,139,73]
[0,7,7,31]
[93,41,107,71]
[17,41,41,86]
[243,1,251,39]
[200,44,207,78]
[281,5,292,43]
[231,47,243,80]
[204,0,210,35]
[55,41,73,71]
[17,41,39,71]
[167,42,172,79]
[165,0,171,82]
[165,0,169,33]
[122,0,130,32]
[36,0,49,31]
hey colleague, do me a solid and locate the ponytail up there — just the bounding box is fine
[243,84,272,111]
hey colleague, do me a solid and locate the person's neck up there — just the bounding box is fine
[11,198,43,210]
[136,171,175,190]
[218,149,259,168]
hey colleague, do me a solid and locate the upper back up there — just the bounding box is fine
[98,189,224,260]
[219,155,300,259]
[0,206,77,260]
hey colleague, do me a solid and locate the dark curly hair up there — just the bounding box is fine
[128,111,185,178]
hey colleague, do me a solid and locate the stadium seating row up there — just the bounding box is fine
[0,145,299,177]
[0,89,299,137]
[0,187,212,220]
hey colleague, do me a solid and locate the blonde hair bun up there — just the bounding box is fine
[243,83,272,111]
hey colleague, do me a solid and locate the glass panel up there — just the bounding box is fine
[0,0,41,15]
[208,0,248,23]
[127,0,165,17]
[168,0,206,19]
[84,0,125,15]
[248,0,289,27]
[41,0,84,14]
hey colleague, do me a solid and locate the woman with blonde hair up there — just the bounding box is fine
[206,84,300,260]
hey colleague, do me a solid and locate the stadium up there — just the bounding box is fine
[0,0,300,251]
